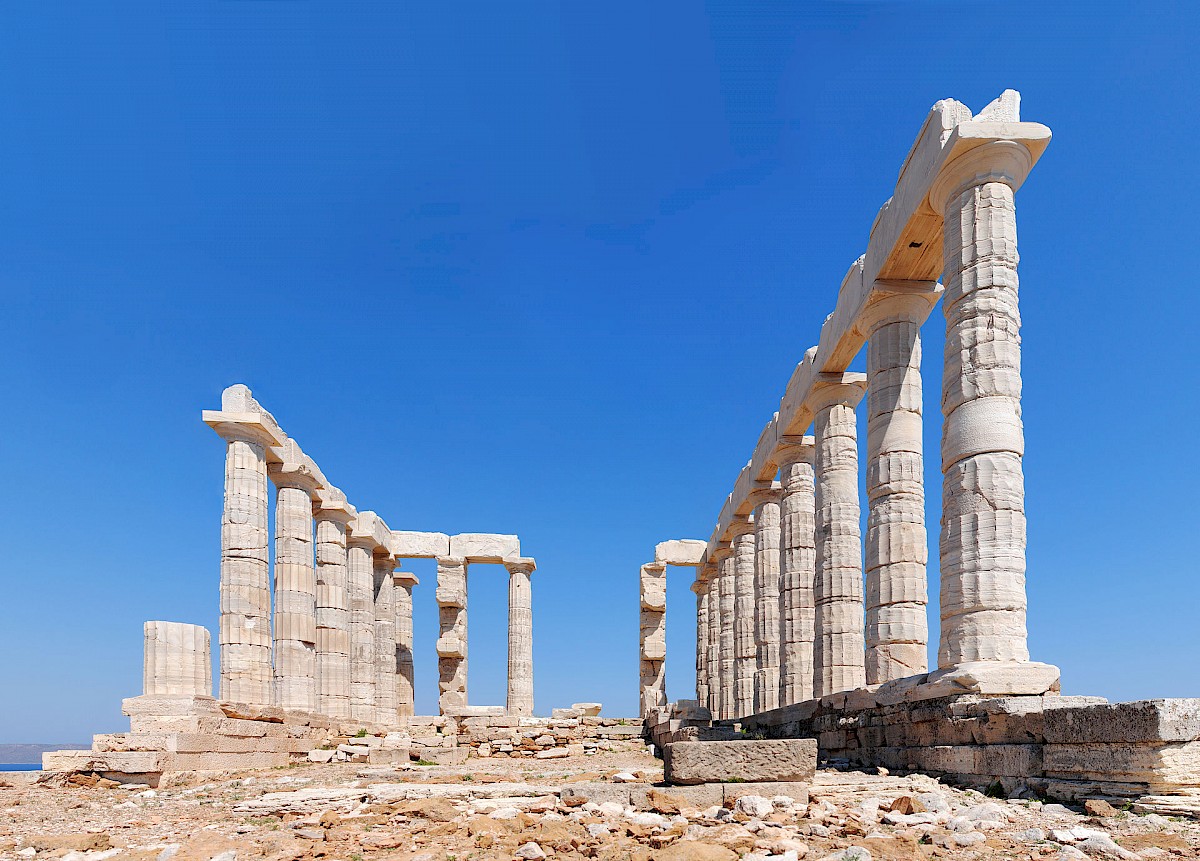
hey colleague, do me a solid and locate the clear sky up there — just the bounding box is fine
[0,2,1196,743]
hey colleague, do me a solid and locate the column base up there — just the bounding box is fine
[875,660,1061,706]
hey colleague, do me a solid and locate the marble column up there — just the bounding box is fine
[750,486,783,714]
[270,450,320,712]
[776,436,816,706]
[373,554,398,725]
[730,519,757,718]
[347,536,378,721]
[704,564,721,715]
[639,561,667,716]
[435,556,468,714]
[931,142,1035,666]
[692,575,709,710]
[144,621,212,697]
[713,548,735,720]
[811,374,868,698]
[506,557,536,717]
[314,495,353,718]
[862,286,939,684]
[394,571,418,718]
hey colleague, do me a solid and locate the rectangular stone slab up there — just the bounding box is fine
[1041,699,1200,744]
[663,739,817,785]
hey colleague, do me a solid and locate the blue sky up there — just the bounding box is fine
[0,2,1196,743]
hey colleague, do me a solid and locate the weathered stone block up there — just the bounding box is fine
[663,739,817,785]
[1042,699,1200,744]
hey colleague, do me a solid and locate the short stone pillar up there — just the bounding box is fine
[144,621,212,696]
[435,556,468,714]
[730,519,757,718]
[639,561,667,716]
[269,441,321,712]
[506,557,536,717]
[931,141,1035,667]
[703,563,721,716]
[394,571,418,718]
[811,373,868,698]
[713,547,735,720]
[776,436,816,706]
[347,535,378,721]
[314,493,354,718]
[750,485,783,714]
[206,385,283,707]
[862,285,939,685]
[692,575,709,710]
[373,554,398,725]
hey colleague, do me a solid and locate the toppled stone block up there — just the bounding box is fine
[663,739,817,785]
[572,703,602,716]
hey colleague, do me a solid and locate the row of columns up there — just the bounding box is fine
[699,143,1034,717]
[213,418,418,722]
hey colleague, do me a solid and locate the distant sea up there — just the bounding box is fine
[0,764,40,771]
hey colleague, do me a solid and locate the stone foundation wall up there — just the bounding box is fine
[736,693,1200,802]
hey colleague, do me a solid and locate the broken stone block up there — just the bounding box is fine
[663,739,817,785]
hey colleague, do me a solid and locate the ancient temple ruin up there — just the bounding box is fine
[644,90,1200,803]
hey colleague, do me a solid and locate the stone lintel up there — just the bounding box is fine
[390,530,452,558]
[202,410,287,450]
[449,533,521,562]
[504,556,536,575]
[654,539,706,567]
[349,511,393,551]
[393,571,420,588]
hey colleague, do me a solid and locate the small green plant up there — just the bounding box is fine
[355,729,369,738]
[460,774,473,781]
[724,777,746,783]
[349,853,363,861]
[415,759,436,766]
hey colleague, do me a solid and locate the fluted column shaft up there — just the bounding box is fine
[272,481,317,711]
[752,491,782,714]
[715,551,735,720]
[144,621,212,697]
[218,433,272,705]
[777,440,816,706]
[315,512,352,717]
[435,556,468,714]
[693,576,710,709]
[935,146,1031,666]
[813,376,867,697]
[864,290,937,684]
[373,556,398,725]
[506,560,535,716]
[394,574,416,717]
[731,523,757,718]
[705,568,721,715]
[347,540,377,721]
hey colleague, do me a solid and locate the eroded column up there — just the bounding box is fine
[506,557,536,717]
[639,562,667,716]
[211,410,277,706]
[373,554,398,725]
[704,564,721,715]
[435,556,468,714]
[932,142,1034,666]
[315,496,353,718]
[394,571,418,718]
[713,548,734,720]
[750,486,782,714]
[730,520,757,718]
[777,437,816,706]
[270,452,320,712]
[862,287,938,684]
[144,621,212,697]
[811,374,868,697]
[347,537,378,721]
[692,575,709,710]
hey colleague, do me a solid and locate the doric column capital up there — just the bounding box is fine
[314,486,356,524]
[775,435,815,469]
[268,440,324,496]
[746,482,782,512]
[393,570,420,588]
[204,413,286,449]
[858,281,943,334]
[809,372,868,414]
[504,557,537,576]
[710,545,733,564]
[349,511,392,551]
[929,139,1035,216]
[728,518,755,541]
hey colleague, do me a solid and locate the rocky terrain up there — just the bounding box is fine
[2,751,1198,861]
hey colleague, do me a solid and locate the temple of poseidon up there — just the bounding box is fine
[46,90,1200,812]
